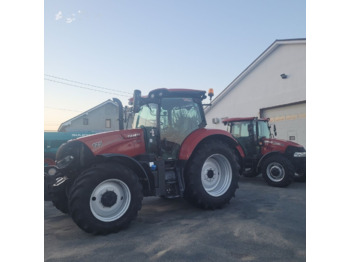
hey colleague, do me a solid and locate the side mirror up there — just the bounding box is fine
[133,90,142,113]
[274,124,277,136]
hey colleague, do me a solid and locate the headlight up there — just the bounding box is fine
[56,155,75,169]
[294,152,306,157]
[47,167,57,176]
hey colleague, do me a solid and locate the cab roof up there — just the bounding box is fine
[148,88,207,100]
[222,117,270,124]
[129,88,207,104]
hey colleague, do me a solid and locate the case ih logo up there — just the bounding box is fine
[126,133,140,138]
[92,141,103,149]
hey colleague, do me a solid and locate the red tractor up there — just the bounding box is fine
[45,88,240,234]
[223,117,306,187]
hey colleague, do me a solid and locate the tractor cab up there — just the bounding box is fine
[132,88,207,160]
[223,117,272,160]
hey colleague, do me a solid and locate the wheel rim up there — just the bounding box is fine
[201,154,232,197]
[266,162,285,182]
[90,179,131,222]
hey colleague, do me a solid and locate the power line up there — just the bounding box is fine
[44,74,133,96]
[44,106,83,112]
[45,78,131,97]
[45,74,132,95]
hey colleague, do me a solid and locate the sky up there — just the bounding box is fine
[44,0,306,131]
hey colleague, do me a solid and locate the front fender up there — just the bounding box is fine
[95,154,152,194]
[256,151,282,171]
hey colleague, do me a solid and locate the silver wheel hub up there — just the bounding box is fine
[90,179,131,222]
[201,154,232,197]
[266,162,285,182]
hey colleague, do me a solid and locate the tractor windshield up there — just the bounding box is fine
[258,121,271,139]
[132,103,158,129]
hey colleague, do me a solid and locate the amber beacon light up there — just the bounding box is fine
[208,88,214,102]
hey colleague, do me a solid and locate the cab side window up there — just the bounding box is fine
[160,98,203,159]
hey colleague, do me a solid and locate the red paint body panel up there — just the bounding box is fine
[76,129,146,157]
[261,138,304,155]
[178,128,238,160]
[235,144,246,158]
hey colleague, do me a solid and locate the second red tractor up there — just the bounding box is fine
[223,117,306,187]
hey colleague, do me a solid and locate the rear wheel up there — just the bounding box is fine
[261,155,294,187]
[184,140,239,209]
[69,163,143,234]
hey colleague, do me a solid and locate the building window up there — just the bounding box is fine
[105,119,111,128]
[83,118,89,125]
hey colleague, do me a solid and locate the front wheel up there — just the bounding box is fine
[184,140,239,209]
[69,163,143,234]
[261,155,294,187]
[49,184,69,213]
[294,172,306,182]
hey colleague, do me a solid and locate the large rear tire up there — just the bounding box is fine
[261,155,294,187]
[184,140,239,209]
[69,163,143,234]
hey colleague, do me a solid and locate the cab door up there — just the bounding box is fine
[230,121,258,158]
[159,97,204,160]
[132,103,160,156]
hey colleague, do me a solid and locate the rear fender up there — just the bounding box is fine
[179,128,240,161]
[95,154,152,195]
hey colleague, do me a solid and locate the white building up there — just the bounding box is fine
[205,39,306,147]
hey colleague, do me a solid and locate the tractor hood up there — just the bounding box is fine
[76,129,146,157]
[263,138,304,148]
[262,138,305,155]
[51,129,146,180]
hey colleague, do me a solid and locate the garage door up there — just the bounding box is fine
[260,101,306,148]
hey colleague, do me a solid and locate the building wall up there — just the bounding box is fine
[261,101,306,147]
[205,42,306,146]
[59,103,120,132]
